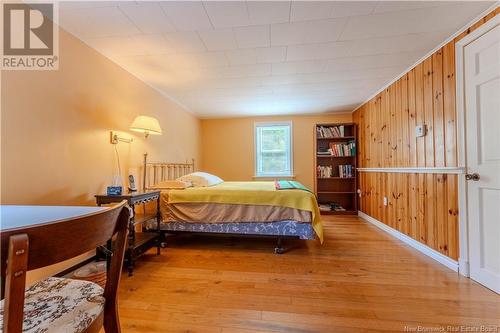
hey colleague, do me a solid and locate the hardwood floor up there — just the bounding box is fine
[117,216,500,333]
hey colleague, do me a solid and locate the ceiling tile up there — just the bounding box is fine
[199,29,238,51]
[261,75,301,86]
[346,31,449,57]
[225,49,257,66]
[295,60,327,74]
[286,42,351,61]
[209,77,263,89]
[339,2,489,41]
[60,6,141,38]
[270,21,307,46]
[203,1,250,28]
[256,46,287,63]
[217,63,272,78]
[329,1,378,18]
[373,1,450,14]
[340,10,413,40]
[290,2,333,21]
[302,18,348,44]
[60,1,122,11]
[234,25,270,49]
[85,36,143,57]
[160,1,213,31]
[131,34,172,55]
[119,2,176,34]
[290,1,376,22]
[272,61,326,75]
[271,62,297,76]
[190,51,229,68]
[271,18,347,46]
[164,31,207,53]
[325,52,422,72]
[247,1,291,25]
[415,2,494,33]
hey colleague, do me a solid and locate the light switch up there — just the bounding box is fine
[415,124,427,137]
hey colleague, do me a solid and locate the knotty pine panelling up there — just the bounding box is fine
[352,8,499,260]
[358,172,459,259]
[354,48,457,169]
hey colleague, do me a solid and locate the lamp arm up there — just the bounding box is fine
[110,131,133,144]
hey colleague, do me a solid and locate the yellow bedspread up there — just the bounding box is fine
[166,181,323,242]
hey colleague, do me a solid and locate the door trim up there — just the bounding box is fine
[455,15,500,277]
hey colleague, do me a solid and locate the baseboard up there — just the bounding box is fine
[459,258,470,277]
[358,211,459,272]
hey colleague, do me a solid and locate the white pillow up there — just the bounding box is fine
[177,172,223,187]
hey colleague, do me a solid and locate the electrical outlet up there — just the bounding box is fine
[383,196,388,206]
[415,124,427,137]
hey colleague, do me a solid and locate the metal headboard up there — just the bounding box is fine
[142,153,195,191]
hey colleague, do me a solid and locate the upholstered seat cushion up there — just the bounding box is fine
[0,277,105,333]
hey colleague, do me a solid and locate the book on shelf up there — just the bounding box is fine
[317,125,345,138]
[317,150,331,156]
[317,165,354,178]
[338,165,354,178]
[317,165,333,178]
[327,140,356,157]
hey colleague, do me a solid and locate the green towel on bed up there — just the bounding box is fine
[275,180,313,193]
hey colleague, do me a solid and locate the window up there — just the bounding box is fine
[255,121,293,177]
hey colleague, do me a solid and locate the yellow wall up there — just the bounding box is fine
[1,28,200,282]
[200,114,352,190]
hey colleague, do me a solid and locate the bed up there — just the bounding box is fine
[142,156,323,253]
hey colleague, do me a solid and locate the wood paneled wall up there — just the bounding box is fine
[352,8,499,260]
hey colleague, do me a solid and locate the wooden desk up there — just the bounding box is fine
[1,205,104,232]
[0,205,105,297]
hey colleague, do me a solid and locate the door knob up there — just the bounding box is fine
[465,173,480,181]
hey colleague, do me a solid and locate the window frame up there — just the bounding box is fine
[254,121,293,178]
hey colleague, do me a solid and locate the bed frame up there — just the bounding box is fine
[142,153,195,191]
[142,154,315,254]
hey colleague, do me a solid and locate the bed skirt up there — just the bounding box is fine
[149,220,315,240]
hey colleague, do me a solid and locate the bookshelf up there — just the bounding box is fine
[314,123,357,215]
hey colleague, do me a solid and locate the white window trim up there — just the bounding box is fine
[254,121,293,178]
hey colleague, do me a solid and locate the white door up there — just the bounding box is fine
[464,23,500,294]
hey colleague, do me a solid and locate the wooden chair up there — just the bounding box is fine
[0,201,130,333]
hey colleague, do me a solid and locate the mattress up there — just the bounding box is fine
[163,202,312,223]
[158,181,323,241]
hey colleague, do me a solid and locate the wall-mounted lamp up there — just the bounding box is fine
[130,115,162,138]
[109,116,162,144]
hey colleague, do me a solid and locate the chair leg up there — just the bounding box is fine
[85,311,104,333]
[104,302,121,333]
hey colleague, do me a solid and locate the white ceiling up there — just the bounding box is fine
[58,1,494,118]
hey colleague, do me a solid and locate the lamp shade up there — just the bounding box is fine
[130,115,162,136]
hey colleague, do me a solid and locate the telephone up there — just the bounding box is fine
[128,175,137,192]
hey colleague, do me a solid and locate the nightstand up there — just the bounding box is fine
[95,190,163,276]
